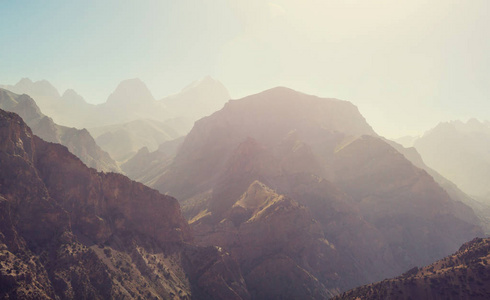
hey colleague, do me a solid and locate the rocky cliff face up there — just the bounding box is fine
[0,88,120,173]
[141,87,482,297]
[335,237,490,300]
[0,109,249,299]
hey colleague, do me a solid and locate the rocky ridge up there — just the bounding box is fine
[0,109,249,299]
[334,237,490,300]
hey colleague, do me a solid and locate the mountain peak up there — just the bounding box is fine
[14,78,60,98]
[234,180,278,210]
[61,89,87,105]
[107,78,155,104]
[182,75,222,92]
[17,77,33,85]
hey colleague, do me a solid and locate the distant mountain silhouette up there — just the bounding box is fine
[2,76,230,132]
[414,119,490,202]
[0,88,119,172]
[160,76,231,133]
[88,119,183,162]
[2,77,230,160]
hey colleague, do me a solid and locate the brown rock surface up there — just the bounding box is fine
[0,109,249,299]
[334,237,490,300]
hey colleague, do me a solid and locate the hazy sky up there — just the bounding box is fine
[1,0,489,138]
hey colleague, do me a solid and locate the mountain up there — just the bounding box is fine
[386,138,490,234]
[2,77,230,133]
[334,237,490,300]
[88,119,183,162]
[121,136,185,185]
[393,135,419,148]
[0,108,250,299]
[1,78,95,128]
[95,78,170,127]
[137,87,482,296]
[190,180,341,299]
[160,76,231,133]
[1,78,169,128]
[414,119,490,202]
[0,88,120,173]
[85,76,229,162]
[155,86,376,198]
[2,78,61,109]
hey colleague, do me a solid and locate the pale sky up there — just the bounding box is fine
[1,0,489,138]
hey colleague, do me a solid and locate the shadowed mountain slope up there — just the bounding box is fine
[0,108,250,299]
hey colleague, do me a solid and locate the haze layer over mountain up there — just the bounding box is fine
[2,76,230,130]
[413,119,490,202]
[88,119,183,162]
[0,88,119,172]
[2,77,230,161]
[125,87,482,297]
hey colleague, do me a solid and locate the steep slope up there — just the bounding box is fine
[414,119,490,201]
[0,109,250,299]
[335,237,490,300]
[121,137,185,185]
[155,86,375,199]
[191,180,340,299]
[0,88,120,173]
[144,87,482,296]
[332,135,480,268]
[387,138,490,233]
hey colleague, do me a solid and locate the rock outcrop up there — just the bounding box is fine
[0,109,249,299]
